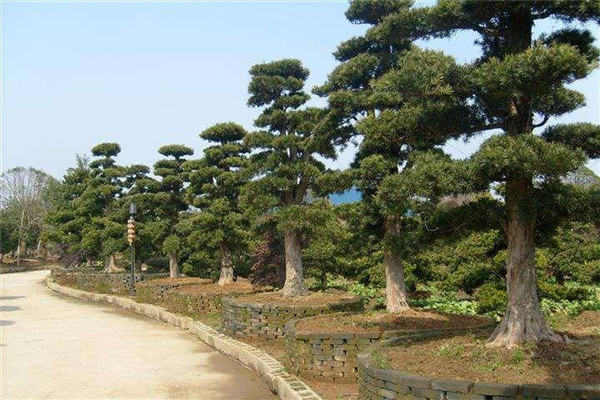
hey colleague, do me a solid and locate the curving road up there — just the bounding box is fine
[1,270,276,399]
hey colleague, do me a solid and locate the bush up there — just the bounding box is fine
[538,281,591,301]
[475,283,507,315]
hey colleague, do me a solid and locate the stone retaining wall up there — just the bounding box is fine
[222,296,363,340]
[51,268,167,295]
[135,278,212,305]
[283,314,494,383]
[284,313,384,383]
[161,287,251,319]
[356,334,598,400]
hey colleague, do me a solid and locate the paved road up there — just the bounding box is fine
[1,270,276,399]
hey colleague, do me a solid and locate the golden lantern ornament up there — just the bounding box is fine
[127,217,136,245]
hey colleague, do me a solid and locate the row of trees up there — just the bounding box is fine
[41,0,600,349]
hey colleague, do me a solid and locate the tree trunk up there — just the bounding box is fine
[86,256,93,267]
[104,253,119,272]
[487,176,562,348]
[217,242,234,285]
[282,229,309,297]
[169,251,181,278]
[384,249,410,312]
[384,219,410,313]
[0,253,4,264]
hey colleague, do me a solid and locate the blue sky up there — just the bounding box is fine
[2,2,599,179]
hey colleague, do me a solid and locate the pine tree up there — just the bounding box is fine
[150,144,194,278]
[44,155,92,266]
[318,1,471,311]
[244,59,335,296]
[360,0,600,347]
[184,122,249,284]
[87,143,126,271]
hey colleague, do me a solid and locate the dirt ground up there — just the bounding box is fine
[380,311,600,384]
[235,290,358,306]
[297,310,491,333]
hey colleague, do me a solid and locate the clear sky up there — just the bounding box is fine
[2,1,599,179]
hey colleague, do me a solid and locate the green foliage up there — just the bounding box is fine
[475,283,507,315]
[543,123,600,159]
[184,122,249,277]
[410,291,478,316]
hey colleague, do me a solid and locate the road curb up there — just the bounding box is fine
[46,277,322,400]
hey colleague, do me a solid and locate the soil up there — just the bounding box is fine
[380,311,600,384]
[296,310,491,334]
[176,281,254,295]
[143,277,213,286]
[235,290,358,306]
[305,379,359,400]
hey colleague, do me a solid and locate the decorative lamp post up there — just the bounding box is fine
[127,202,137,296]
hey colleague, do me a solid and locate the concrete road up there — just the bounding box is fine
[1,270,276,400]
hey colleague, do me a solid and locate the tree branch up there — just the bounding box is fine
[533,115,550,129]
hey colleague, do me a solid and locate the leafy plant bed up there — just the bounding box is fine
[285,310,492,383]
[378,312,600,385]
[162,281,255,318]
[222,290,363,340]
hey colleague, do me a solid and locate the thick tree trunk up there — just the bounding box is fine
[104,253,120,272]
[282,229,309,297]
[384,249,410,312]
[384,220,410,313]
[217,242,234,285]
[487,177,562,348]
[169,251,181,278]
[86,256,93,267]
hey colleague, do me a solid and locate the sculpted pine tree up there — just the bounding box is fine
[318,1,468,312]
[151,144,193,278]
[368,0,600,347]
[184,123,249,285]
[44,155,92,266]
[87,143,127,271]
[245,59,335,297]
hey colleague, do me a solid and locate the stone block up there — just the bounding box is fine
[472,382,519,397]
[521,384,566,399]
[432,379,473,394]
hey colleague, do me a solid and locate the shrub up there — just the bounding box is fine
[475,283,507,315]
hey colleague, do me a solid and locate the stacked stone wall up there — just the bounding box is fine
[51,268,167,295]
[283,314,493,383]
[222,297,362,340]
[135,278,212,305]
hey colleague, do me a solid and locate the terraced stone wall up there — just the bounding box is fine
[135,279,212,305]
[51,268,167,295]
[284,314,382,383]
[356,335,597,400]
[222,297,363,340]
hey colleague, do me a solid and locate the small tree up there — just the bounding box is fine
[87,143,126,271]
[151,144,193,278]
[44,155,92,266]
[244,59,335,296]
[185,122,249,285]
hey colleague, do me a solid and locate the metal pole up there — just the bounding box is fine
[130,242,135,296]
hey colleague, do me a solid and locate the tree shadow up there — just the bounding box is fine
[0,296,25,301]
[0,305,22,312]
[0,320,15,326]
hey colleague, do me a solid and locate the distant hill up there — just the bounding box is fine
[329,188,361,204]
